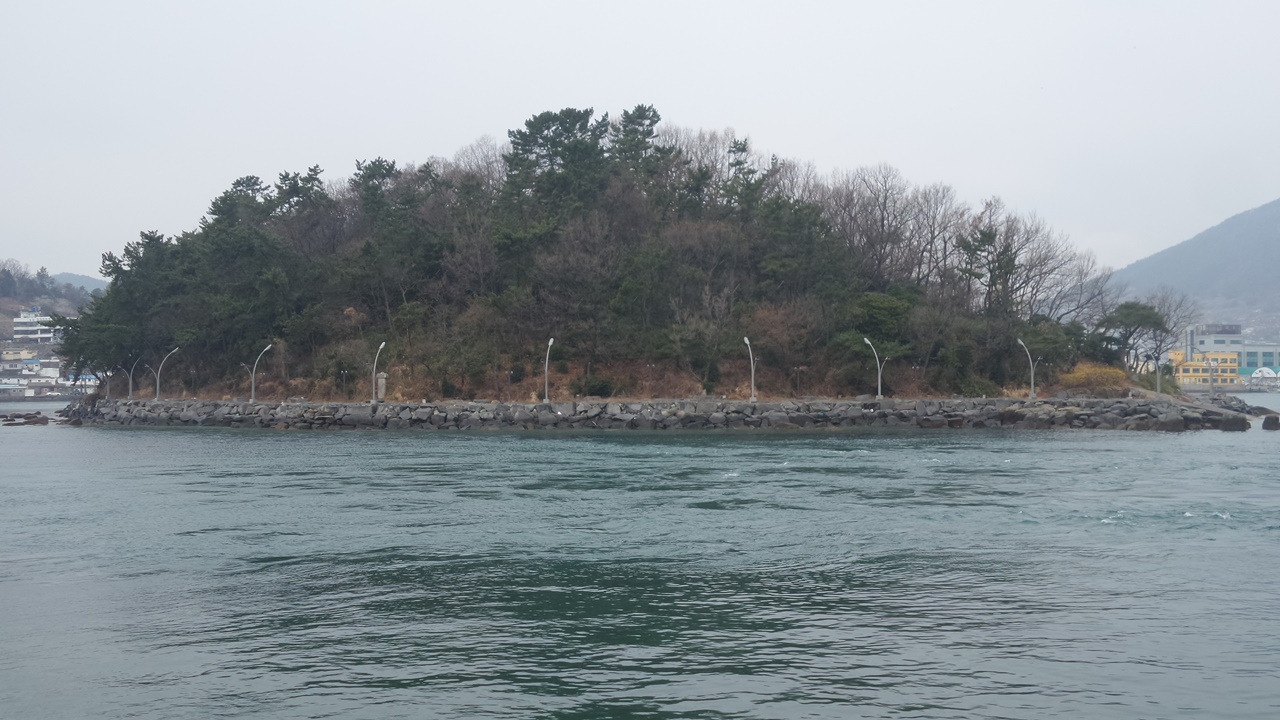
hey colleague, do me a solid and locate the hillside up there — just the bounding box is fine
[55,105,1135,401]
[1111,196,1280,299]
[54,272,108,293]
[1,261,97,339]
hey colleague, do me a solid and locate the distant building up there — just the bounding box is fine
[0,351,96,398]
[1,348,38,361]
[1170,348,1240,389]
[11,306,59,343]
[1183,323,1280,379]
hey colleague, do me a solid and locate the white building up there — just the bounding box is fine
[12,307,57,343]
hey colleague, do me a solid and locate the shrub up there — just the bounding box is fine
[508,364,525,383]
[955,375,1001,398]
[570,375,614,397]
[1133,372,1180,394]
[1056,363,1127,390]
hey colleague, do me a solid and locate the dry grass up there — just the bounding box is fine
[1054,362,1129,391]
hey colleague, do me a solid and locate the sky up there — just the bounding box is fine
[2,0,1277,278]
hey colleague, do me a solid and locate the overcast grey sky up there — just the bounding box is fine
[2,0,1277,278]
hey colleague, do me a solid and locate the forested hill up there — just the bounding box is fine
[59,105,1148,402]
[0,260,96,333]
[1111,198,1280,299]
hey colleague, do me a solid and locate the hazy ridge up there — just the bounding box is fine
[1111,197,1280,338]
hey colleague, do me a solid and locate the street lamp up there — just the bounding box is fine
[863,337,888,400]
[155,347,179,401]
[543,338,555,403]
[1016,338,1039,399]
[249,343,272,403]
[371,341,386,405]
[743,337,757,402]
[1146,353,1163,395]
[122,355,143,400]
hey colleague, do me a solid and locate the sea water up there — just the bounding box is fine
[2,401,1278,718]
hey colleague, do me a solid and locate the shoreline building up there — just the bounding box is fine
[1169,348,1240,390]
[1174,324,1280,389]
[11,307,58,343]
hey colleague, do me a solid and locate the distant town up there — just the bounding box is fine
[1,306,98,400]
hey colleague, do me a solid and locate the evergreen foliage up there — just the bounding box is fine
[58,105,1163,398]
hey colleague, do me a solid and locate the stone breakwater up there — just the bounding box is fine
[2,411,51,427]
[60,397,1258,432]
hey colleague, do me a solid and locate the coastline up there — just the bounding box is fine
[59,396,1258,432]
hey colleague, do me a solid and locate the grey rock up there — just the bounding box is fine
[1220,414,1249,432]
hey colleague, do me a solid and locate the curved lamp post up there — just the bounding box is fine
[249,343,272,402]
[123,355,143,400]
[371,341,386,405]
[1015,338,1040,399]
[543,338,555,403]
[863,337,888,400]
[155,347,179,401]
[743,336,757,402]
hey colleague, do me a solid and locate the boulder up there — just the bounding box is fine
[1263,415,1279,431]
[762,411,795,428]
[1220,414,1250,432]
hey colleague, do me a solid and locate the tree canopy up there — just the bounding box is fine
[58,105,1187,400]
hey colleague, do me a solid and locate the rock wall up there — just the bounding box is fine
[59,397,1253,432]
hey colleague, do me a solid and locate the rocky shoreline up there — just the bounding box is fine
[2,411,51,426]
[53,396,1272,432]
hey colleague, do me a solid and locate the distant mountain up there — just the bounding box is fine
[1112,198,1280,299]
[1111,197,1280,339]
[53,272,108,293]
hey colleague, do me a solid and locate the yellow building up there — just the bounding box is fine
[1169,349,1240,388]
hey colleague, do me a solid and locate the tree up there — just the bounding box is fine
[504,107,611,219]
[1100,301,1169,372]
[1142,288,1200,372]
[35,266,54,294]
[609,104,674,181]
[0,267,15,297]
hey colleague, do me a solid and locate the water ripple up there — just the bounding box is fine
[2,420,1279,718]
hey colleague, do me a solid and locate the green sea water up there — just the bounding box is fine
[2,401,1278,718]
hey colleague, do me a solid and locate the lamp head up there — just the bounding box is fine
[863,337,871,346]
[266,343,273,351]
[743,337,749,345]
[378,341,386,350]
[548,338,554,346]
[1016,338,1026,348]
